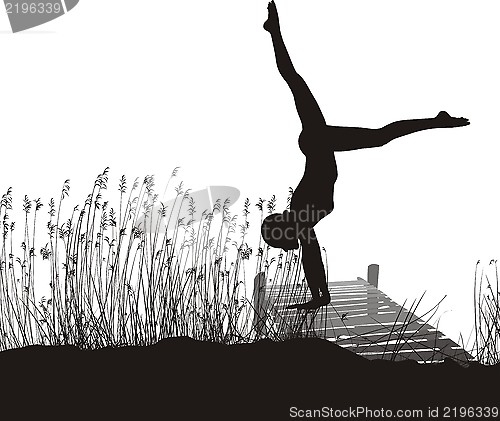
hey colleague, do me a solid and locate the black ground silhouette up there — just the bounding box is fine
[0,338,497,420]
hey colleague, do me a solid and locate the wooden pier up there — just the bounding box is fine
[254,265,472,365]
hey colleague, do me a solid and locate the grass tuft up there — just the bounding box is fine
[0,169,294,350]
[473,259,500,364]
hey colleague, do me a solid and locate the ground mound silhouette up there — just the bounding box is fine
[0,338,497,420]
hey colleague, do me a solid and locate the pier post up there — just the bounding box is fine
[253,272,267,338]
[368,264,379,288]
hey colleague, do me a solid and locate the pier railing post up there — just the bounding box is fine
[253,272,267,338]
[368,264,379,288]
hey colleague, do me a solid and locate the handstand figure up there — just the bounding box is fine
[261,1,469,311]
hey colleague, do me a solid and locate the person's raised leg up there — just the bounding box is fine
[379,111,469,140]
[326,111,469,151]
[264,1,326,129]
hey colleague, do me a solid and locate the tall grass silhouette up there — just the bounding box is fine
[473,260,500,364]
[0,168,304,350]
[1,168,498,366]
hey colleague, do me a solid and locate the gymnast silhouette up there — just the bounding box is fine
[261,1,469,311]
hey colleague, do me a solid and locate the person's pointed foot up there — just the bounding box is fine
[263,1,280,33]
[435,111,470,128]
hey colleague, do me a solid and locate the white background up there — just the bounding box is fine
[1,0,499,345]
